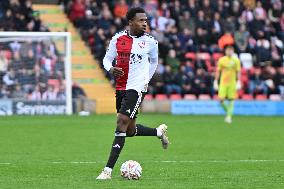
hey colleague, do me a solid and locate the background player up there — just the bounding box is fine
[96,7,169,180]
[214,45,241,124]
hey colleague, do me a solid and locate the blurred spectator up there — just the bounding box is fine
[218,32,235,49]
[255,38,271,66]
[41,50,56,73]
[3,69,16,90]
[179,11,195,32]
[0,51,9,84]
[72,83,86,99]
[248,68,268,95]
[163,65,182,95]
[29,85,41,100]
[0,84,10,98]
[148,71,164,95]
[194,68,211,95]
[195,53,208,71]
[11,85,26,99]
[165,49,180,73]
[114,0,128,18]
[42,86,57,100]
[234,24,249,52]
[179,65,195,95]
[276,68,284,98]
[69,0,86,27]
[150,11,168,32]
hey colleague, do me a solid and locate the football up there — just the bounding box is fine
[120,160,142,180]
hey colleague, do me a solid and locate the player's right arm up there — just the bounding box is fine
[214,58,222,90]
[103,36,124,78]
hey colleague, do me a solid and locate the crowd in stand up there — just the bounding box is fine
[0,0,68,100]
[63,0,284,99]
[0,39,66,100]
[0,0,49,32]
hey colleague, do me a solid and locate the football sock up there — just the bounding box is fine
[135,124,157,136]
[105,132,126,169]
[221,101,228,113]
[227,101,234,117]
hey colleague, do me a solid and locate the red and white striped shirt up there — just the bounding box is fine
[103,30,158,92]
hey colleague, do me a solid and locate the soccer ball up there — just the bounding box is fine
[120,160,142,180]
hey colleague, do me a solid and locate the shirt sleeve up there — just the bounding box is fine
[217,58,222,72]
[236,58,241,72]
[103,37,117,72]
[148,39,159,81]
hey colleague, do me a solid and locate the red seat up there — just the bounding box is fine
[144,94,153,100]
[198,94,211,100]
[5,50,12,60]
[185,52,196,61]
[155,94,168,100]
[48,79,60,87]
[256,94,267,100]
[197,52,211,61]
[170,94,182,100]
[184,94,197,100]
[212,53,223,62]
[269,94,282,101]
[241,94,253,100]
[213,95,219,100]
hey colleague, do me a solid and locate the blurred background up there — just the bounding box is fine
[0,0,284,115]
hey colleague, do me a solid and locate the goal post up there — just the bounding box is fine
[0,32,72,115]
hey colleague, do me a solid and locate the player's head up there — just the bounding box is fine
[224,45,234,57]
[126,7,147,35]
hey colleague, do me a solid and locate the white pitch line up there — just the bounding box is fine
[0,163,11,165]
[158,160,284,163]
[51,161,102,164]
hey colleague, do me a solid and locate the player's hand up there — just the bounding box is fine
[237,80,242,90]
[213,80,218,91]
[110,67,124,78]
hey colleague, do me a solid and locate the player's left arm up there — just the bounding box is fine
[148,39,159,81]
[236,58,242,90]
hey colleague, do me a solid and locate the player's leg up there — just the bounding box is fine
[126,100,169,149]
[127,119,157,137]
[227,100,234,117]
[105,113,130,168]
[225,85,237,123]
[218,86,228,113]
[97,91,131,180]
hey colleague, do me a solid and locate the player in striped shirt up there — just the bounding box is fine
[96,7,169,180]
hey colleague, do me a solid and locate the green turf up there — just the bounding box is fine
[0,114,283,189]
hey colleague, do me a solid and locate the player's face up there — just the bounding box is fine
[129,13,147,35]
[225,47,234,57]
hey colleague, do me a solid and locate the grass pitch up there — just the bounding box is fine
[0,114,283,189]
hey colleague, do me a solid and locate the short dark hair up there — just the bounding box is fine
[224,44,234,50]
[126,7,145,21]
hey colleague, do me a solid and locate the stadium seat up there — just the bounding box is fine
[255,94,267,100]
[212,53,223,63]
[197,52,211,61]
[144,94,153,100]
[213,95,219,100]
[155,94,168,100]
[170,94,182,100]
[241,94,253,100]
[269,94,282,101]
[198,94,211,100]
[239,53,253,69]
[185,52,196,61]
[48,79,60,88]
[184,94,197,100]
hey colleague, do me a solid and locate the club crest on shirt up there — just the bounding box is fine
[138,41,145,48]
